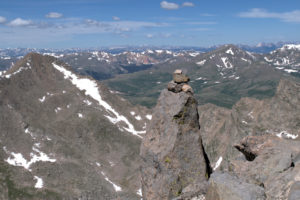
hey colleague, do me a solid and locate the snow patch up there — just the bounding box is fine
[4,147,56,171]
[52,63,144,138]
[264,57,273,62]
[146,114,152,120]
[196,60,206,66]
[130,111,135,116]
[34,176,43,189]
[221,57,233,68]
[189,52,200,57]
[135,115,142,120]
[78,113,83,118]
[248,111,254,119]
[101,171,122,192]
[3,66,28,79]
[284,69,298,73]
[39,96,46,102]
[213,157,223,171]
[83,99,92,106]
[137,188,142,197]
[54,107,61,113]
[276,131,298,140]
[25,128,36,139]
[281,44,300,51]
[241,58,250,63]
[109,161,115,167]
[226,48,234,55]
[246,51,256,59]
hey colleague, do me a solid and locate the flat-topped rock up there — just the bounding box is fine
[173,69,190,83]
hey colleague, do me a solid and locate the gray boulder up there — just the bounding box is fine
[289,182,300,200]
[206,172,266,200]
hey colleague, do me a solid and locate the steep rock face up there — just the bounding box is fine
[140,82,209,199]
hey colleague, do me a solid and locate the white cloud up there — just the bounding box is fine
[0,16,6,24]
[160,1,179,10]
[201,13,215,17]
[190,28,212,31]
[186,21,217,25]
[0,17,169,46]
[163,33,172,38]
[113,16,120,21]
[238,8,300,23]
[8,18,33,27]
[182,2,194,7]
[146,34,154,38]
[46,12,63,19]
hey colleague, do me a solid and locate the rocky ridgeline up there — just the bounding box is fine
[140,70,210,200]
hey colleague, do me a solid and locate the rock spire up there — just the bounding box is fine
[140,70,210,199]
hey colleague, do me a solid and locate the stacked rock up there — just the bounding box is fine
[167,69,193,93]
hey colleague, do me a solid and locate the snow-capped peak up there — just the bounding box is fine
[280,44,300,51]
[226,48,234,55]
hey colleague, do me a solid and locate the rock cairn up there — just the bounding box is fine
[167,69,193,93]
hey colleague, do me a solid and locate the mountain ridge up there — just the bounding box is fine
[0,53,151,199]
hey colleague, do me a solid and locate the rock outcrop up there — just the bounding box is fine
[231,135,300,200]
[140,70,210,199]
[198,79,300,200]
[206,172,266,200]
[198,79,300,171]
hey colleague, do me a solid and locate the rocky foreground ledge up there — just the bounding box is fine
[140,70,210,199]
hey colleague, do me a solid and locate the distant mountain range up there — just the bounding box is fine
[1,43,300,109]
[104,44,300,108]
[0,41,298,69]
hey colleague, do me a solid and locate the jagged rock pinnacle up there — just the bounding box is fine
[140,73,210,199]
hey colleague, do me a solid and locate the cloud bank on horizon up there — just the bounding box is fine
[0,0,299,48]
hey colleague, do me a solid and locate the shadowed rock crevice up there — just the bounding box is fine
[202,144,213,179]
[234,144,257,161]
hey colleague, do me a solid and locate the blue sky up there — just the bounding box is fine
[0,0,299,48]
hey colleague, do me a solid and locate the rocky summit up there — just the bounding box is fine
[140,70,210,200]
